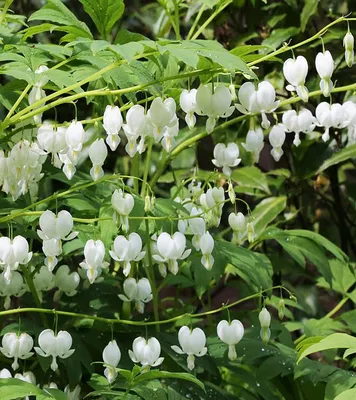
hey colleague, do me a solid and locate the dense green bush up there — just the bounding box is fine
[1,0,356,399]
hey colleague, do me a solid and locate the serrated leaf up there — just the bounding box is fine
[29,0,92,39]
[79,0,125,38]
[300,0,320,32]
[317,144,356,173]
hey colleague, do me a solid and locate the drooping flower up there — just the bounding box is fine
[34,329,75,371]
[344,31,354,67]
[259,307,271,344]
[129,337,164,370]
[241,128,264,163]
[103,105,123,151]
[0,236,32,284]
[212,143,241,176]
[152,232,191,277]
[79,240,109,284]
[282,109,316,146]
[228,212,247,244]
[268,124,286,162]
[147,97,177,143]
[122,105,153,156]
[171,326,207,370]
[102,340,121,384]
[119,277,152,313]
[217,319,244,360]
[37,124,67,168]
[89,138,108,181]
[283,56,309,102]
[315,102,350,142]
[180,89,198,129]
[65,121,85,164]
[0,332,34,370]
[33,266,55,300]
[315,50,334,97]
[109,233,145,277]
[0,271,26,310]
[0,368,11,378]
[236,81,279,129]
[111,189,135,233]
[195,85,235,133]
[54,265,80,300]
[199,232,214,270]
[199,187,225,227]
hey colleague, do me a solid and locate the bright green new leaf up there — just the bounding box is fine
[300,0,320,32]
[79,0,125,39]
[0,379,49,400]
[334,389,356,400]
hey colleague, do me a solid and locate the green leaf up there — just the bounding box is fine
[249,196,287,238]
[300,0,320,32]
[297,333,356,363]
[29,0,92,39]
[231,166,270,194]
[215,240,273,288]
[0,379,48,400]
[79,0,125,38]
[317,144,356,173]
[262,27,300,51]
[334,389,356,400]
[133,370,205,390]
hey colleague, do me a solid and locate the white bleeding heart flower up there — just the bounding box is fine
[80,240,109,284]
[343,101,356,144]
[34,329,75,371]
[0,332,34,370]
[180,89,198,129]
[42,239,61,271]
[171,326,207,370]
[54,265,80,299]
[102,340,121,384]
[34,65,49,88]
[195,85,235,133]
[111,189,135,233]
[129,336,164,370]
[344,31,354,67]
[109,233,145,277]
[316,102,350,142]
[217,319,244,360]
[33,265,55,295]
[259,307,271,344]
[147,97,177,143]
[283,56,309,102]
[241,128,264,163]
[38,210,77,241]
[119,277,152,313]
[0,368,11,378]
[199,187,225,227]
[0,271,26,310]
[89,138,108,181]
[212,143,241,176]
[123,105,153,157]
[0,236,32,284]
[199,232,214,270]
[14,370,36,384]
[228,212,247,244]
[315,50,334,97]
[268,124,286,162]
[187,207,206,250]
[236,81,279,129]
[37,124,67,168]
[153,232,191,277]
[65,121,85,164]
[103,105,123,151]
[282,109,316,147]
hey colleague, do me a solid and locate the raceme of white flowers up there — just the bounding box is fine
[0,34,354,202]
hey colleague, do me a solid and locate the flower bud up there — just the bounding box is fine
[227,181,235,204]
[344,32,354,67]
[278,299,285,320]
[229,84,237,102]
[259,307,271,328]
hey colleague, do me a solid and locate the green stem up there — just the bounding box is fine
[20,266,48,328]
[145,219,160,332]
[141,139,153,197]
[186,4,206,40]
[3,84,31,124]
[191,0,232,40]
[132,154,140,193]
[0,285,288,326]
